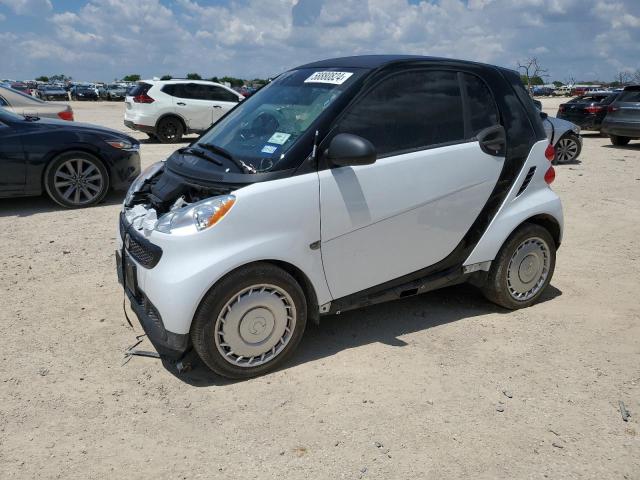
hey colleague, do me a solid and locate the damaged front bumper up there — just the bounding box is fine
[117,213,189,357]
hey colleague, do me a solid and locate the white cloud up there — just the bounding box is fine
[0,0,51,15]
[2,0,639,82]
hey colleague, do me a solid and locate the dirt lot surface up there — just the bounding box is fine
[1,98,639,479]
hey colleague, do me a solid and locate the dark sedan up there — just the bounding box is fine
[0,108,140,207]
[601,86,640,146]
[557,92,619,131]
[71,85,99,101]
[39,86,69,101]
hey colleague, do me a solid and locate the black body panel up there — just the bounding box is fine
[0,110,140,198]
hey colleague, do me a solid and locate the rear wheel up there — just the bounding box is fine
[191,263,307,379]
[554,133,581,164]
[156,116,184,143]
[610,135,630,146]
[44,151,109,208]
[481,223,556,310]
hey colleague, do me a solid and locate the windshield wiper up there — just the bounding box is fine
[177,146,223,166]
[198,142,256,174]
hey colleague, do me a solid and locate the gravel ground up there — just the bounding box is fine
[0,98,639,479]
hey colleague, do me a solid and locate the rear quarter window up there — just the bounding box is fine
[462,73,499,136]
[128,82,152,96]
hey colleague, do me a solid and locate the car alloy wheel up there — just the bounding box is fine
[53,157,105,206]
[214,284,297,368]
[506,237,551,301]
[555,136,579,163]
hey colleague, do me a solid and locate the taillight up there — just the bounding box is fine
[585,105,603,114]
[57,110,74,121]
[133,93,154,104]
[608,105,619,113]
[544,143,555,161]
[558,104,565,113]
[544,166,556,184]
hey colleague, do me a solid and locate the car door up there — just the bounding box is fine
[318,70,505,300]
[0,113,26,194]
[172,83,215,132]
[206,85,241,123]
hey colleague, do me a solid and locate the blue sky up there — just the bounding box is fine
[1,0,639,82]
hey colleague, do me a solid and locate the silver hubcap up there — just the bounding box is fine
[54,158,103,205]
[214,284,296,368]
[506,237,550,301]
[556,138,578,163]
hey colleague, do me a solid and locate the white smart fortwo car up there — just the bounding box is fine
[117,56,563,379]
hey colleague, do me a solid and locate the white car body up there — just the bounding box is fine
[123,79,244,139]
[117,56,564,377]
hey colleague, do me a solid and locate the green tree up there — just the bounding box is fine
[122,74,141,82]
[209,76,220,83]
[35,75,49,82]
[186,73,202,80]
[160,75,173,80]
[49,74,71,82]
[552,80,563,87]
[220,76,244,87]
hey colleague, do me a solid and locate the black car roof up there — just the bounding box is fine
[623,85,640,91]
[295,54,510,73]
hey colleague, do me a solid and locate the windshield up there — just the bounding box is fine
[196,68,364,172]
[3,86,46,103]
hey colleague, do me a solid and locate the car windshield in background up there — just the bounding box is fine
[196,68,364,172]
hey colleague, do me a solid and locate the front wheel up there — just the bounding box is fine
[44,151,109,208]
[481,223,556,310]
[554,133,581,164]
[191,263,307,379]
[610,135,630,146]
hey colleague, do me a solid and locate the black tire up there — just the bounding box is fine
[191,263,307,379]
[610,135,630,146]
[146,133,159,142]
[481,223,556,310]
[553,132,581,164]
[155,116,184,143]
[44,151,109,208]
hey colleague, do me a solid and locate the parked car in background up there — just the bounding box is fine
[118,55,563,378]
[557,92,619,131]
[532,99,582,164]
[11,82,36,96]
[71,85,99,101]
[0,85,74,121]
[532,86,554,96]
[102,84,127,101]
[601,85,640,146]
[38,85,69,101]
[124,79,244,143]
[0,107,140,207]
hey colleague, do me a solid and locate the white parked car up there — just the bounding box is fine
[124,80,244,143]
[533,99,582,164]
[118,56,563,379]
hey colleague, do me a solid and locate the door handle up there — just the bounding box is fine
[476,125,506,157]
[213,105,222,109]
[176,102,186,106]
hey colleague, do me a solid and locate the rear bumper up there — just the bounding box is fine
[124,119,155,134]
[557,114,602,131]
[601,121,640,138]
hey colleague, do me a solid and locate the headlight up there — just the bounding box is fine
[124,161,164,206]
[105,139,139,150]
[156,195,236,235]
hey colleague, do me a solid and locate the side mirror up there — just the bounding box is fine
[540,111,548,119]
[326,133,376,167]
